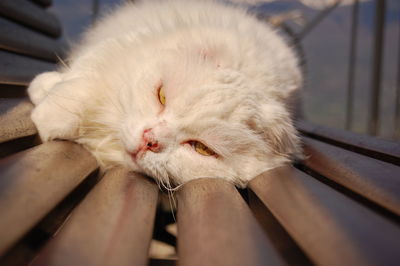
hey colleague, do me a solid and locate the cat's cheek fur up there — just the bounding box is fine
[169,157,271,188]
[160,148,238,185]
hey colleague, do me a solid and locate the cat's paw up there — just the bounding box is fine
[31,100,80,142]
[28,71,63,105]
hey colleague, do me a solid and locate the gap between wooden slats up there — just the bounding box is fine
[0,49,55,85]
[0,0,60,37]
[31,168,158,266]
[249,166,400,266]
[30,0,52,7]
[0,84,27,98]
[302,136,400,217]
[177,178,285,266]
[0,98,36,143]
[296,119,400,165]
[0,141,98,256]
[0,135,37,159]
[0,17,64,62]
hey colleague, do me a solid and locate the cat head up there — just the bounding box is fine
[79,26,303,188]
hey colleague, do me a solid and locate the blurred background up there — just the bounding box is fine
[48,0,400,141]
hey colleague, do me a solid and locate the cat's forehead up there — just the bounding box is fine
[164,66,260,119]
[165,81,260,136]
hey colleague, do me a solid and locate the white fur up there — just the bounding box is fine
[28,0,302,188]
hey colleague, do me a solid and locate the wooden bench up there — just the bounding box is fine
[1,1,400,265]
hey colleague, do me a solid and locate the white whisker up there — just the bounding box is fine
[55,54,70,69]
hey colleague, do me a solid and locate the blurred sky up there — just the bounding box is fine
[48,0,400,141]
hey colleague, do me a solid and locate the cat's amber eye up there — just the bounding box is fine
[191,141,216,156]
[158,86,166,105]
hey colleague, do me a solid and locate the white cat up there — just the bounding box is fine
[28,0,303,188]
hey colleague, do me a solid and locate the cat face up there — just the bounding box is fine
[97,35,299,188]
[76,29,302,188]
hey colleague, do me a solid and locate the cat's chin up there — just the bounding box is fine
[122,151,142,172]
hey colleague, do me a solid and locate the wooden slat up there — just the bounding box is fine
[249,166,400,266]
[31,168,158,266]
[303,137,400,216]
[0,141,98,255]
[177,178,284,266]
[0,98,36,143]
[0,49,55,85]
[0,0,60,37]
[247,191,313,266]
[0,17,63,61]
[296,119,400,165]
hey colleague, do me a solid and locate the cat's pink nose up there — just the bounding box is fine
[143,128,161,153]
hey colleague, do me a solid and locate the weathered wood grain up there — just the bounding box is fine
[0,141,97,255]
[31,168,158,266]
[296,119,400,165]
[303,137,400,216]
[177,178,284,266]
[0,98,36,143]
[250,166,400,266]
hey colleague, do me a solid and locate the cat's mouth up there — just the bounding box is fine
[128,148,144,163]
[128,141,161,163]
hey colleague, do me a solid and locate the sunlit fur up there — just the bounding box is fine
[28,0,303,188]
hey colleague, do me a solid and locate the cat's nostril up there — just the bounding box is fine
[146,140,160,152]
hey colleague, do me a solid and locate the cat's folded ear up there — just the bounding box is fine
[253,102,303,160]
